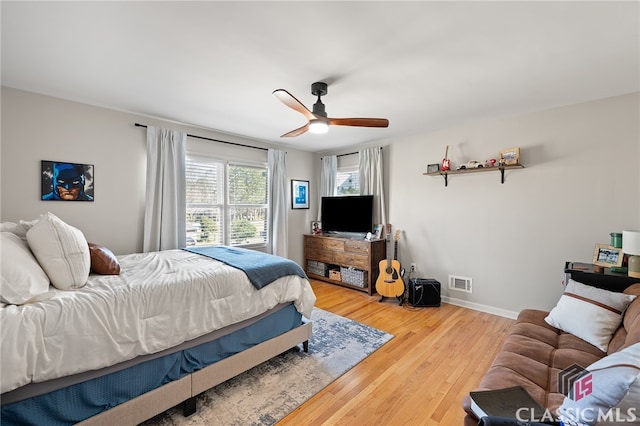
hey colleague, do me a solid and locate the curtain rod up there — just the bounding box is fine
[338,151,358,158]
[134,123,268,152]
[322,147,382,160]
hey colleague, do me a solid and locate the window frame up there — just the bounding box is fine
[335,165,360,196]
[186,153,269,249]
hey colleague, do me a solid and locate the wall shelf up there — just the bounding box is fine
[423,164,524,187]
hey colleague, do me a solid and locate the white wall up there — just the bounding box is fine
[0,87,315,265]
[385,93,639,315]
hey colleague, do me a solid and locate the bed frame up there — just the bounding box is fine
[78,320,311,425]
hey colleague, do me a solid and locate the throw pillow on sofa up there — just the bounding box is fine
[557,342,640,426]
[545,279,636,352]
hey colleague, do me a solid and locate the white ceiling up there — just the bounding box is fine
[2,1,639,152]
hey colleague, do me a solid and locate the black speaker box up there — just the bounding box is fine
[408,278,441,307]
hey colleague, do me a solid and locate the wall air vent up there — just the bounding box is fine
[448,275,472,293]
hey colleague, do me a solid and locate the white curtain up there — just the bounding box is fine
[359,147,386,225]
[143,126,186,252]
[267,149,288,257]
[317,155,337,221]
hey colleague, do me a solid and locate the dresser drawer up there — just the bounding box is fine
[306,247,334,263]
[334,252,369,270]
[305,236,345,251]
[344,239,370,253]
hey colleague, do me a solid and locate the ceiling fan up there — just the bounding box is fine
[272,82,389,137]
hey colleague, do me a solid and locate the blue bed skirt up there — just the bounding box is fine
[1,305,302,425]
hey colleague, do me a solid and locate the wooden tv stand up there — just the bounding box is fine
[303,234,386,295]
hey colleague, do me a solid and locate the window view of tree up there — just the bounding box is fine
[228,163,267,245]
[231,219,257,244]
[186,157,268,247]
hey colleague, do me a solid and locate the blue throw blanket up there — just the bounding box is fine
[184,246,307,290]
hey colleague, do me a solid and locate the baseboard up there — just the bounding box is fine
[441,295,519,320]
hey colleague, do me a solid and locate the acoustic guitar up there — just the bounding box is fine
[376,225,404,302]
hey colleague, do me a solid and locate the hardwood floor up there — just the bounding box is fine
[278,280,515,426]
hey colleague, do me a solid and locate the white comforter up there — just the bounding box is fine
[1,249,316,394]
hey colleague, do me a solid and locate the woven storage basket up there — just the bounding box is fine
[340,266,367,287]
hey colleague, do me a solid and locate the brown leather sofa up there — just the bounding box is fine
[462,283,640,426]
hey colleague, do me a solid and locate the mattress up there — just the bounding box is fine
[1,249,316,394]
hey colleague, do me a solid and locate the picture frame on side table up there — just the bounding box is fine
[291,179,309,209]
[592,244,624,268]
[373,224,383,239]
[311,221,322,235]
[498,148,520,166]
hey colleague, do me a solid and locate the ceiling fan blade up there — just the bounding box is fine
[272,89,316,121]
[281,123,310,137]
[328,117,389,128]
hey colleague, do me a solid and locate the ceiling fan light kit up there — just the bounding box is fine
[273,82,389,138]
[308,119,329,134]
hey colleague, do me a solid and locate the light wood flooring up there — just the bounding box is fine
[278,280,515,426]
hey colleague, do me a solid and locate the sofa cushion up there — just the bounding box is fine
[545,279,636,352]
[608,283,640,353]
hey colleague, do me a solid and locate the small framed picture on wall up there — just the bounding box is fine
[291,179,309,209]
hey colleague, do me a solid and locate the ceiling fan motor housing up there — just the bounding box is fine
[311,82,328,97]
[311,82,328,117]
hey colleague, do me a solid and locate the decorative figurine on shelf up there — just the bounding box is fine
[487,158,497,167]
[498,157,507,167]
[456,160,484,170]
[441,145,451,171]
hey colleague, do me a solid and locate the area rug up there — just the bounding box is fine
[142,308,393,426]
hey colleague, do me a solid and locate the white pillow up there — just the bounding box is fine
[0,232,50,304]
[26,212,90,289]
[557,343,640,425]
[1,221,29,243]
[545,279,636,352]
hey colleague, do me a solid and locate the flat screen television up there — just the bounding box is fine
[321,195,374,235]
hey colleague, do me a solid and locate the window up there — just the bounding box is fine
[186,156,268,247]
[336,166,360,195]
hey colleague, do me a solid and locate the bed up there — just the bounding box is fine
[0,215,316,425]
